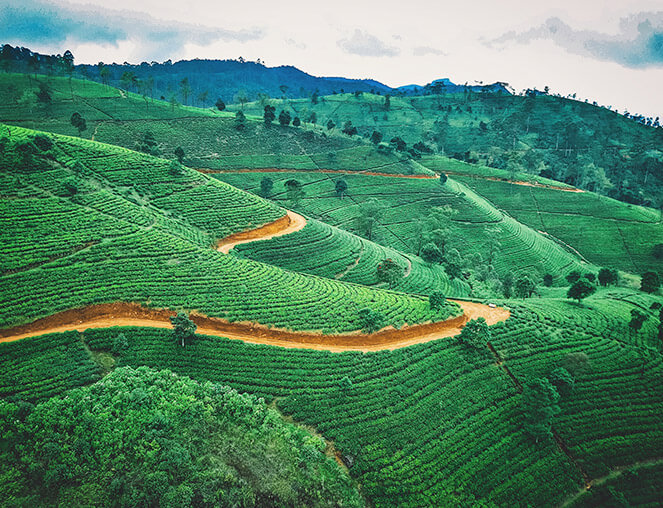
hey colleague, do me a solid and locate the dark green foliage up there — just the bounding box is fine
[598,267,618,286]
[174,146,185,164]
[502,272,514,298]
[284,178,304,204]
[567,278,597,303]
[69,112,86,135]
[342,121,357,136]
[170,312,197,347]
[0,367,362,507]
[354,198,384,241]
[629,309,647,333]
[32,134,53,152]
[376,258,404,289]
[390,136,406,151]
[135,130,159,156]
[62,177,78,196]
[566,271,581,284]
[111,332,129,355]
[548,367,575,398]
[358,307,386,332]
[420,242,443,264]
[35,81,51,104]
[278,109,291,126]
[515,276,536,298]
[169,160,183,175]
[326,119,335,130]
[543,274,553,287]
[335,178,348,198]
[641,271,660,293]
[457,317,490,350]
[439,172,448,184]
[215,98,225,111]
[259,176,274,198]
[522,377,560,443]
[653,243,663,259]
[292,116,301,127]
[263,104,276,125]
[584,272,596,282]
[429,291,446,310]
[370,130,383,145]
[234,109,246,130]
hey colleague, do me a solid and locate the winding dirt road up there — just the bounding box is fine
[0,301,509,352]
[216,210,306,253]
[2,203,510,352]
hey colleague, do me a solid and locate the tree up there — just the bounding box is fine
[120,71,137,91]
[215,98,226,111]
[99,64,111,86]
[429,291,446,311]
[326,119,336,131]
[169,160,183,176]
[342,121,357,136]
[653,244,663,260]
[284,179,304,204]
[259,177,273,198]
[70,112,87,136]
[439,173,448,184]
[458,317,490,350]
[234,89,248,110]
[355,198,384,241]
[335,179,348,198]
[35,81,52,105]
[515,276,536,298]
[548,367,574,398]
[629,309,647,333]
[376,258,404,289]
[358,308,386,333]
[641,271,660,293]
[264,105,276,125]
[174,146,185,164]
[111,333,129,355]
[292,116,301,127]
[567,277,596,304]
[370,130,383,145]
[170,312,197,347]
[566,271,581,284]
[543,274,553,287]
[278,109,291,126]
[502,272,514,298]
[420,242,443,264]
[522,378,560,442]
[390,137,407,152]
[196,90,209,106]
[179,77,192,105]
[63,177,78,196]
[384,94,391,110]
[234,110,246,130]
[598,267,618,287]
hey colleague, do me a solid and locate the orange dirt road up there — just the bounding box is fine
[216,210,307,254]
[0,301,510,353]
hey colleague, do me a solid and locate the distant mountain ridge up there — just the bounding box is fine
[1,43,509,105]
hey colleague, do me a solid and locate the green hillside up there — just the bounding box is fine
[2,286,662,506]
[214,171,588,288]
[0,125,458,332]
[230,90,663,205]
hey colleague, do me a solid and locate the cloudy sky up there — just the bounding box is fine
[3,0,663,118]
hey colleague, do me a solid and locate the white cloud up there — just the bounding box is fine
[337,29,399,57]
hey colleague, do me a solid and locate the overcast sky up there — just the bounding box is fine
[3,0,663,119]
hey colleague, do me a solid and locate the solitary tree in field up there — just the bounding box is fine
[598,267,618,287]
[292,116,301,127]
[566,271,581,284]
[567,278,596,304]
[355,198,385,241]
[629,309,647,333]
[376,258,404,289]
[259,177,274,198]
[522,378,560,442]
[384,94,391,110]
[335,179,348,198]
[429,291,446,311]
[439,173,448,185]
[515,276,536,298]
[70,112,87,136]
[458,317,491,350]
[326,119,336,131]
[370,130,383,145]
[284,179,304,204]
[278,109,291,126]
[641,271,660,293]
[358,307,386,333]
[215,98,226,111]
[170,312,197,347]
[234,110,246,131]
[174,146,185,164]
[264,105,276,125]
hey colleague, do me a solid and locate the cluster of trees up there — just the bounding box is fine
[522,366,575,442]
[0,366,362,507]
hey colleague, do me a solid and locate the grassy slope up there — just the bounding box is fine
[450,174,663,275]
[0,125,458,332]
[3,287,662,506]
[213,171,588,286]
